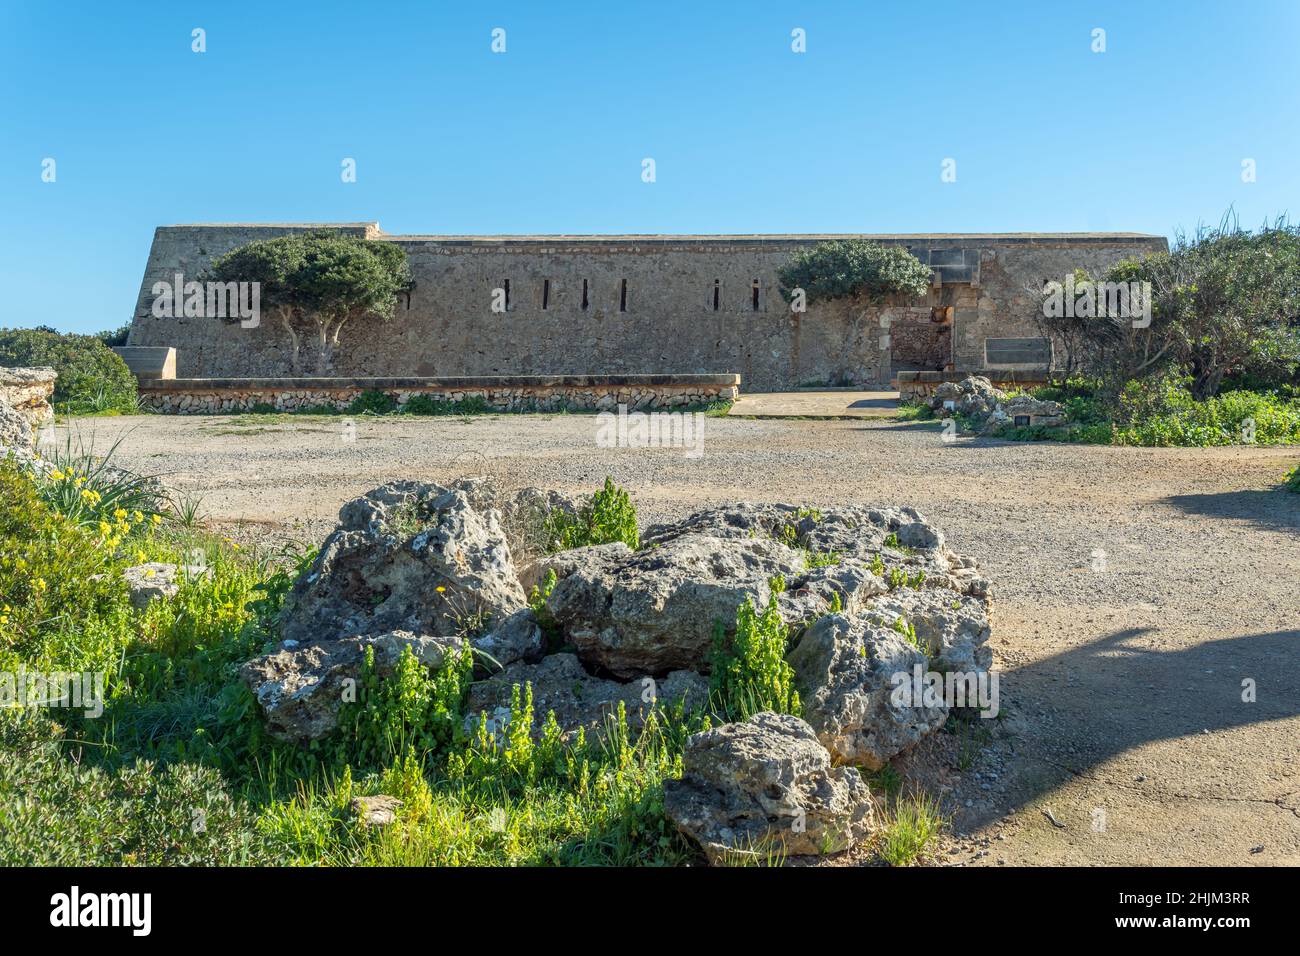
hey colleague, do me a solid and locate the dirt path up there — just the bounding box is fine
[70,411,1300,866]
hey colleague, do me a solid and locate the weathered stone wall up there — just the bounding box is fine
[138,375,739,415]
[126,225,1167,391]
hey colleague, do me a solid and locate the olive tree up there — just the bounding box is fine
[207,231,412,374]
[1036,218,1300,400]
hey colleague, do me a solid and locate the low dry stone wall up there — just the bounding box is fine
[138,375,740,414]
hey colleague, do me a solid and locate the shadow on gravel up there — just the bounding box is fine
[963,625,1300,831]
[1163,490,1300,537]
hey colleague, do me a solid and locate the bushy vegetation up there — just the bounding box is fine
[1037,217,1300,401]
[542,476,640,552]
[0,327,138,415]
[778,239,934,305]
[0,459,948,866]
[1284,465,1300,493]
[1004,216,1300,450]
[989,373,1300,448]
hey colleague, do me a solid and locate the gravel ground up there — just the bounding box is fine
[69,411,1300,866]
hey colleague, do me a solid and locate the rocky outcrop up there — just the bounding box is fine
[0,366,55,460]
[244,484,993,777]
[787,613,950,769]
[929,375,1005,418]
[241,630,463,743]
[280,481,527,646]
[464,652,709,741]
[663,712,874,864]
[928,375,1065,434]
[543,533,806,678]
[979,395,1066,433]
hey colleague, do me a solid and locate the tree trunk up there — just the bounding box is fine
[278,308,302,376]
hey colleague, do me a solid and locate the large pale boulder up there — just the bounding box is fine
[0,366,56,430]
[663,712,873,864]
[241,630,463,742]
[544,533,805,678]
[464,652,708,741]
[281,482,527,645]
[929,375,1005,418]
[864,589,992,673]
[787,613,949,769]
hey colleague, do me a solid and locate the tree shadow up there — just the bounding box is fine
[1163,489,1300,537]
[959,625,1300,830]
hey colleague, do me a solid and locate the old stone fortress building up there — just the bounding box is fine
[123,223,1167,410]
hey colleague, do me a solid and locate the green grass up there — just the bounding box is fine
[1284,465,1300,493]
[873,791,947,866]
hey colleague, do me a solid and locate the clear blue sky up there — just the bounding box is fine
[2,0,1297,334]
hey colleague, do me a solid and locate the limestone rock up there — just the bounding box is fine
[865,588,992,673]
[0,367,56,431]
[464,652,708,741]
[787,613,949,769]
[929,376,1006,417]
[544,533,805,678]
[472,607,545,669]
[663,712,873,864]
[281,482,527,645]
[121,562,211,610]
[351,795,402,827]
[240,630,463,743]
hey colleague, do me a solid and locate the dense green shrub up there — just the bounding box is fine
[1284,465,1300,493]
[543,476,640,552]
[778,240,933,305]
[401,394,491,416]
[0,327,138,414]
[347,388,399,415]
[0,714,274,865]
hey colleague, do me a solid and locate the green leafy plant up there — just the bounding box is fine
[347,389,398,416]
[710,594,801,720]
[542,477,639,552]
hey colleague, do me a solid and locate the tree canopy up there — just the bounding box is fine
[206,231,412,374]
[777,240,933,306]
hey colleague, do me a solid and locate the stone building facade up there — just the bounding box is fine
[126,224,1167,391]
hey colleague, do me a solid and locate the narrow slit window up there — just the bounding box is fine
[712,279,720,312]
[619,279,628,313]
[581,279,589,311]
[542,279,551,311]
[751,279,760,311]
[504,279,511,311]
